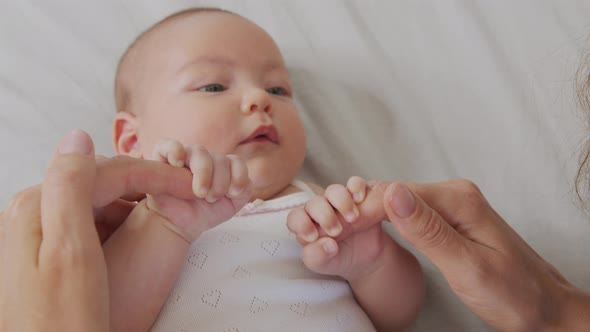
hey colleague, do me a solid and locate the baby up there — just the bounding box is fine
[104,7,424,331]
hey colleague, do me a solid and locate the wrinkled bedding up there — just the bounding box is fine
[2,1,590,330]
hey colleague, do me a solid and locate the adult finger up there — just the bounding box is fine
[404,180,512,251]
[93,156,195,208]
[40,130,97,253]
[384,182,472,274]
[2,186,42,266]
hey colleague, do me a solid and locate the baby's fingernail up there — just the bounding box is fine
[353,191,364,203]
[228,186,243,197]
[345,209,358,223]
[205,195,218,203]
[193,182,208,198]
[58,129,93,156]
[303,229,318,242]
[322,239,338,255]
[328,223,343,237]
[194,188,207,199]
[174,160,184,168]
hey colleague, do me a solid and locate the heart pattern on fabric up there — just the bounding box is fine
[232,266,252,279]
[249,296,270,314]
[336,312,351,325]
[219,232,240,244]
[260,240,280,256]
[289,301,309,316]
[187,251,208,269]
[201,289,222,308]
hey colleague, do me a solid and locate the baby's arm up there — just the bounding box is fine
[287,178,424,331]
[347,224,424,331]
[104,140,251,332]
[103,201,190,332]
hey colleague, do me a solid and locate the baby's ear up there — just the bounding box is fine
[113,112,142,158]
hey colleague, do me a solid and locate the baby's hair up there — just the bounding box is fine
[114,7,236,114]
[575,48,590,211]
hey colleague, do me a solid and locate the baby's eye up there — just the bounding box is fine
[198,84,226,92]
[267,86,288,96]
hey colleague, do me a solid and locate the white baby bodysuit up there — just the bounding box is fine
[151,181,376,332]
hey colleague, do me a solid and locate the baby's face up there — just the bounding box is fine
[129,12,306,199]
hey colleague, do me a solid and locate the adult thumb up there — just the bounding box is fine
[383,183,468,272]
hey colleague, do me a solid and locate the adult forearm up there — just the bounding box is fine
[349,235,425,331]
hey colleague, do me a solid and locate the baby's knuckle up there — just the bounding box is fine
[315,209,335,224]
[349,175,365,185]
[189,144,209,156]
[324,184,343,197]
[308,195,326,208]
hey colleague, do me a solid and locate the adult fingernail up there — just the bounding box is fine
[58,129,93,156]
[390,184,416,218]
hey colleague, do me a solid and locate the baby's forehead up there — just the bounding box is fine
[142,13,284,70]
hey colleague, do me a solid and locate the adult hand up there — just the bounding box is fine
[0,130,195,331]
[383,179,590,331]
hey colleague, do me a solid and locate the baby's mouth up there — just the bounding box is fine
[240,125,279,145]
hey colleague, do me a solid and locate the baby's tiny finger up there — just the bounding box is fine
[305,196,342,237]
[287,207,319,243]
[186,146,213,198]
[206,153,231,203]
[301,237,339,273]
[347,176,367,203]
[151,139,185,167]
[226,155,249,198]
[325,184,359,223]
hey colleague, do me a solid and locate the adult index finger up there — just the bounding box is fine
[93,156,195,208]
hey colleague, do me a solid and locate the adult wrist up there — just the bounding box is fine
[540,285,590,332]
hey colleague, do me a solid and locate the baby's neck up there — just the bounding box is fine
[251,183,300,202]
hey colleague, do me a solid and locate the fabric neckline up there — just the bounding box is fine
[235,180,314,216]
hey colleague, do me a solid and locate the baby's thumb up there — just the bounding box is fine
[301,237,340,276]
[383,183,467,271]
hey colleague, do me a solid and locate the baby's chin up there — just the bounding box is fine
[248,174,294,201]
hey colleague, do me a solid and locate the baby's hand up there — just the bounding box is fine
[287,176,389,280]
[147,139,252,242]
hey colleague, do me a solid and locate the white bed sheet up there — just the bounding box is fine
[2,1,590,330]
